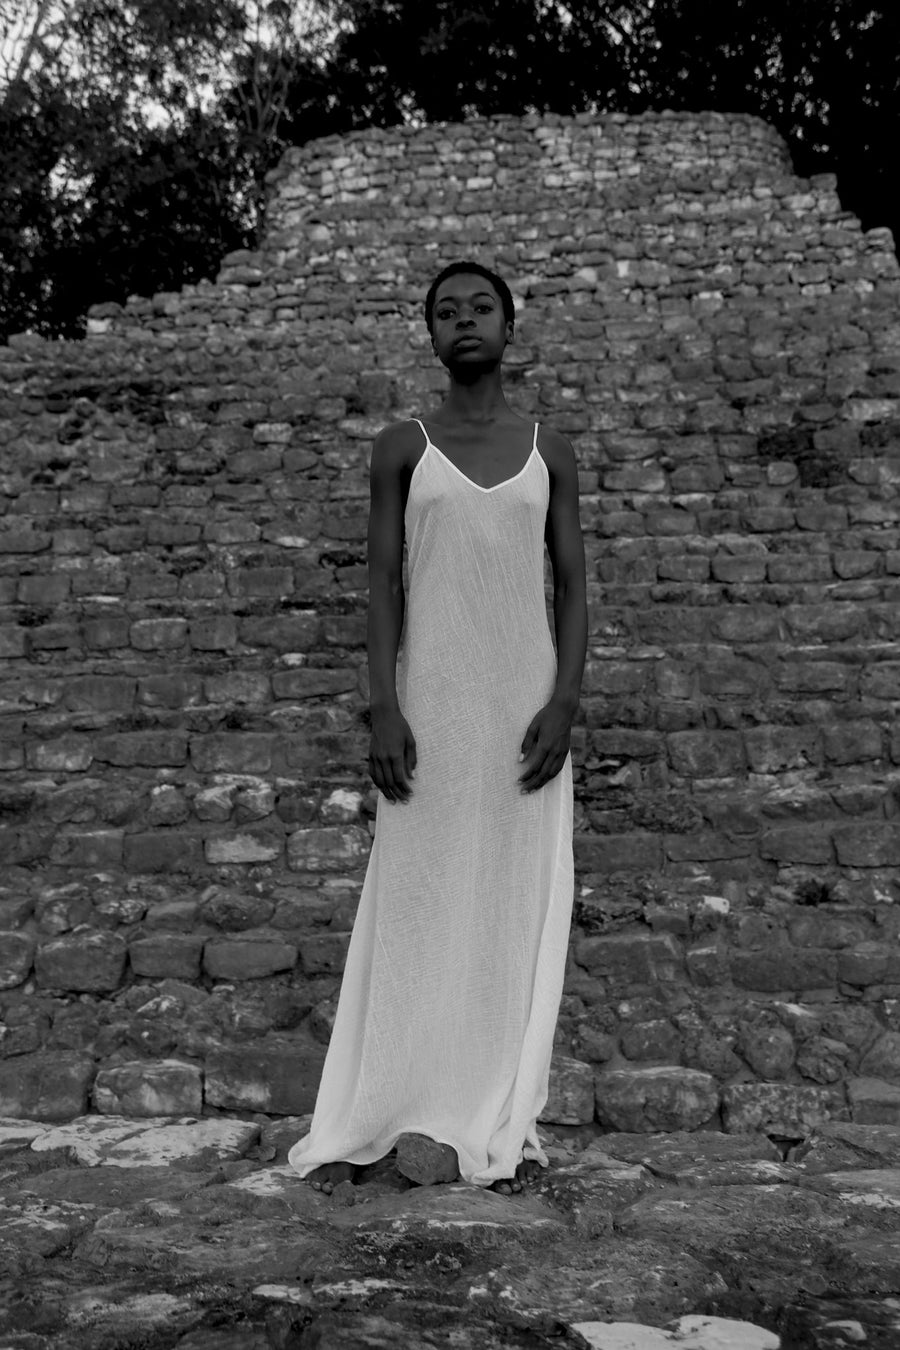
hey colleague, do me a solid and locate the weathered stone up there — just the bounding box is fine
[0,1197,98,1274]
[573,1316,779,1350]
[129,933,205,980]
[287,825,371,872]
[859,1032,900,1083]
[32,1114,259,1167]
[0,1052,93,1120]
[847,1077,900,1125]
[737,1021,795,1080]
[93,1059,203,1117]
[722,1082,845,1134]
[797,1121,900,1171]
[595,1067,719,1133]
[0,930,35,988]
[203,933,297,980]
[325,1181,567,1246]
[205,1041,326,1114]
[541,1055,596,1124]
[395,1133,460,1185]
[198,885,275,931]
[35,930,127,991]
[574,934,683,984]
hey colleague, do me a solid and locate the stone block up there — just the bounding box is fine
[847,1077,900,1125]
[667,730,744,777]
[838,942,893,986]
[27,736,93,772]
[722,1083,844,1134]
[205,1042,326,1114]
[204,825,284,864]
[143,899,199,931]
[204,671,271,705]
[228,567,294,599]
[738,1023,795,1080]
[296,932,351,975]
[239,614,321,651]
[575,832,664,873]
[199,887,275,930]
[83,614,130,648]
[189,615,238,650]
[0,1052,94,1120]
[123,831,204,874]
[620,1019,683,1063]
[189,733,274,774]
[795,1036,850,1085]
[759,826,834,865]
[287,825,371,873]
[63,675,136,713]
[574,933,682,984]
[823,721,883,766]
[859,1032,900,1083]
[203,934,297,980]
[35,931,127,992]
[0,625,27,657]
[685,944,729,987]
[272,668,359,698]
[744,727,821,773]
[861,664,900,700]
[128,934,205,980]
[94,731,188,767]
[50,830,125,869]
[540,1054,596,1124]
[0,931,35,988]
[833,823,900,867]
[595,1066,719,1133]
[730,948,836,992]
[130,618,188,650]
[93,1059,203,1117]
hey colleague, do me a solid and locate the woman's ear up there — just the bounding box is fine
[506,323,515,345]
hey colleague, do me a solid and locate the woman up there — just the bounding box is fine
[289,260,587,1195]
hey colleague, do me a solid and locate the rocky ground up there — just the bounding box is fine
[1,1113,899,1350]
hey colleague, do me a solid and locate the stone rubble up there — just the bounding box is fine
[1,1112,899,1347]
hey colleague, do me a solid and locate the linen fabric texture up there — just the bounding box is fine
[288,419,575,1186]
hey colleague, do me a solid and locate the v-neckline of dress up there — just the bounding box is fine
[419,422,539,494]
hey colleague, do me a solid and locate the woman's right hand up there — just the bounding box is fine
[368,708,417,803]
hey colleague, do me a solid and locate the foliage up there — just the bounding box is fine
[1,1,897,341]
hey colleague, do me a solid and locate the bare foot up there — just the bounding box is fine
[305,1161,357,1194]
[490,1158,543,1195]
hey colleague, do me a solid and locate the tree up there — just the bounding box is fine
[0,0,333,340]
[2,1,897,340]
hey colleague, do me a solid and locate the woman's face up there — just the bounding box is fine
[430,274,513,370]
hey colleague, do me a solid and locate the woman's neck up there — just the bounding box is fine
[440,371,511,425]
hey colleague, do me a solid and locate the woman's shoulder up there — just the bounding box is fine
[535,422,577,473]
[371,418,427,474]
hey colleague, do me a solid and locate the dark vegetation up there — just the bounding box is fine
[2,0,897,341]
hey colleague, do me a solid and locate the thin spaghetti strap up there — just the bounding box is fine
[412,417,430,448]
[532,421,540,452]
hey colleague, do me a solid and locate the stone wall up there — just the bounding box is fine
[2,111,900,1130]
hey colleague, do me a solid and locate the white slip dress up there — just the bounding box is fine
[288,418,574,1187]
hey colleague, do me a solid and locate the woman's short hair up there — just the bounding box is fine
[424,261,515,335]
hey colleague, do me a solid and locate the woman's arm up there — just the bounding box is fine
[545,428,588,714]
[519,428,587,793]
[366,424,418,802]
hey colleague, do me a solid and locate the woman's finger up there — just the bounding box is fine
[389,753,412,802]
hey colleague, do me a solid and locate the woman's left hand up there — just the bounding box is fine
[518,699,573,793]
